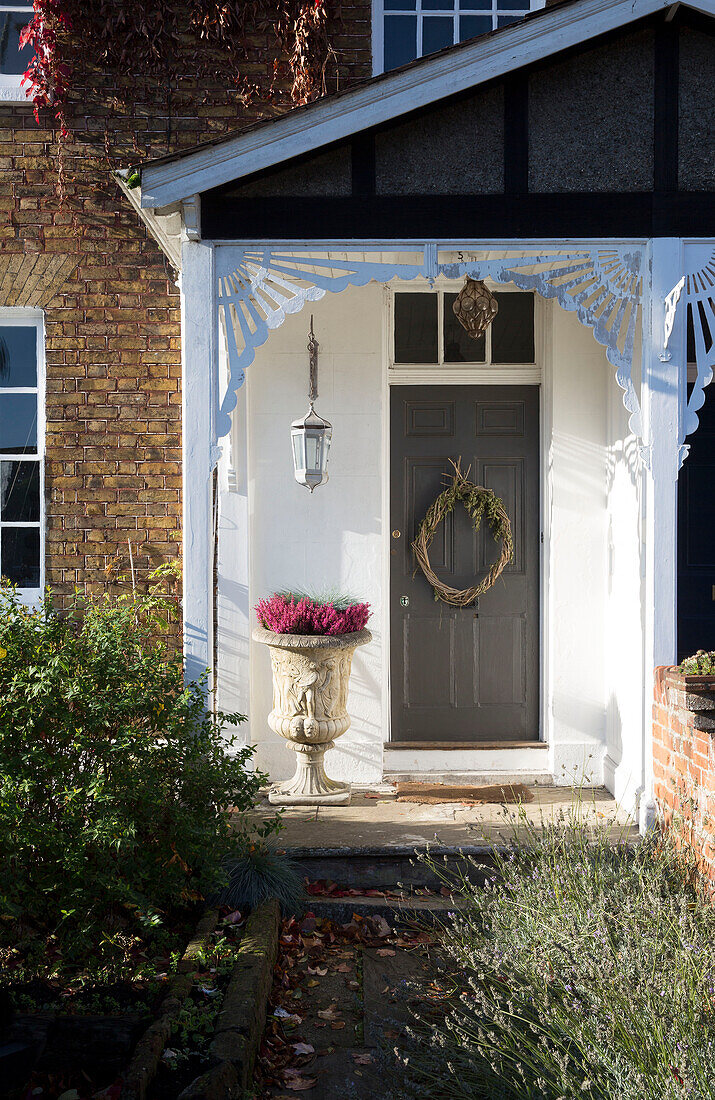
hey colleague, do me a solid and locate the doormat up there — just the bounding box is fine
[395,782,534,805]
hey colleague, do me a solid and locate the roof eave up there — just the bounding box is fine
[139,0,698,209]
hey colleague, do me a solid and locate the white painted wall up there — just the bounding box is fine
[237,284,384,783]
[216,283,645,797]
[604,340,645,814]
[546,304,609,786]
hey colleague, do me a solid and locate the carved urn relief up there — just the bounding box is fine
[253,627,371,805]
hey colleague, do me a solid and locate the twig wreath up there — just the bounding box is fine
[412,460,514,607]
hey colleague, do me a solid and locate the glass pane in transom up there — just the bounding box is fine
[491,293,535,363]
[394,294,438,363]
[443,293,486,362]
[1,460,39,522]
[0,327,36,388]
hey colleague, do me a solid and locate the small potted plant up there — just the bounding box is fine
[253,592,371,805]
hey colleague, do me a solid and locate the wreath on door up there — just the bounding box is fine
[411,460,514,607]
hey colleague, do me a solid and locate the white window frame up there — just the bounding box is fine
[372,0,546,75]
[0,3,33,103]
[389,283,537,372]
[0,309,45,603]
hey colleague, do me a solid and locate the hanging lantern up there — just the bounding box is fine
[291,316,332,492]
[453,277,498,339]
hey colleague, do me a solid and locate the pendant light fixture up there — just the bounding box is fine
[290,316,332,492]
[453,277,499,339]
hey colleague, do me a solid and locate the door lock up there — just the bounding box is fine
[392,529,401,539]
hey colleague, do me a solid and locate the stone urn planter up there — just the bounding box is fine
[253,627,371,805]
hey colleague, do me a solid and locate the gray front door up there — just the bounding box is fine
[390,385,540,743]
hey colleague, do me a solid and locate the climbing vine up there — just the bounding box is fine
[20,0,339,141]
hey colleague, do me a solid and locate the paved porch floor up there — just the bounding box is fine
[254,785,638,850]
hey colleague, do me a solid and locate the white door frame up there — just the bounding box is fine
[380,282,549,772]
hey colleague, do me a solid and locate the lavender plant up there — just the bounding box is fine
[389,805,715,1100]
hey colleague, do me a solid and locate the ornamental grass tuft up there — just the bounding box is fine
[388,804,715,1100]
[215,843,305,914]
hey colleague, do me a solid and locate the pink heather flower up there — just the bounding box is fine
[255,594,370,636]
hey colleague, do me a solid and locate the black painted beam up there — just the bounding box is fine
[654,18,679,194]
[202,192,714,241]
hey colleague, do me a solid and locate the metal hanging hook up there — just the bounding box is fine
[308,314,319,405]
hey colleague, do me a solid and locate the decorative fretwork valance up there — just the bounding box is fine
[214,242,714,470]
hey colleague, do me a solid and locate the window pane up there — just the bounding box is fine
[423,0,454,8]
[499,0,530,9]
[0,327,37,388]
[1,460,39,521]
[423,16,454,54]
[444,293,486,362]
[497,14,523,26]
[384,15,417,70]
[2,527,40,588]
[0,394,37,453]
[394,294,438,364]
[461,0,491,8]
[459,14,492,39]
[0,12,34,76]
[491,293,535,363]
[384,0,415,7]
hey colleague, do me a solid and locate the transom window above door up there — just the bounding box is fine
[392,290,535,366]
[375,0,545,73]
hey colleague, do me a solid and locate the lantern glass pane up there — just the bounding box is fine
[443,293,486,362]
[491,293,534,363]
[292,432,304,470]
[305,432,320,471]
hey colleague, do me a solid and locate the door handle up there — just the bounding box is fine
[392,530,401,539]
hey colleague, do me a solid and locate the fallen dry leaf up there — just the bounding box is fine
[317,1005,342,1021]
[292,1041,315,1056]
[336,962,351,973]
[330,1020,346,1030]
[307,966,328,976]
[352,1052,373,1064]
[377,948,396,957]
[282,1070,318,1091]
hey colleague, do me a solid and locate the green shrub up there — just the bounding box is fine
[0,585,274,961]
[390,809,715,1100]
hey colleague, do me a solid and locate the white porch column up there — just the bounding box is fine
[181,239,216,691]
[640,237,684,832]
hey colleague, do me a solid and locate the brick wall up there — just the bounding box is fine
[653,667,715,884]
[0,2,371,614]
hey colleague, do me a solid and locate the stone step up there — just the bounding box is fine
[286,843,497,891]
[303,892,459,925]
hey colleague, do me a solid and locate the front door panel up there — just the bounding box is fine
[390,385,540,742]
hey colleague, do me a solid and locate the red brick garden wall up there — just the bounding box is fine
[653,667,715,884]
[0,3,371,612]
